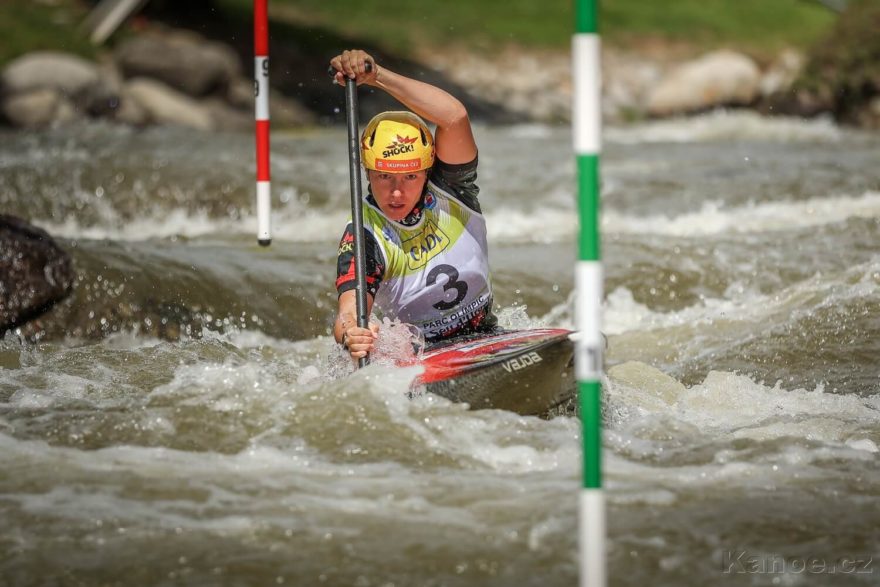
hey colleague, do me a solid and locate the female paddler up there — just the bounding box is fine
[330,49,497,360]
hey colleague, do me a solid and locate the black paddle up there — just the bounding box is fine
[332,61,372,368]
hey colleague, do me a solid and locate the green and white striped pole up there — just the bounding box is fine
[573,1,605,586]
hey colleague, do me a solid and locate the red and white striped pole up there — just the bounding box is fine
[254,0,271,246]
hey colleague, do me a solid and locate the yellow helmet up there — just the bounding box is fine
[361,111,435,173]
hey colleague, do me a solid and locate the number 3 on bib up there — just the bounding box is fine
[427,264,468,310]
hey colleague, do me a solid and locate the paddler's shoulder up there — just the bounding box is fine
[429,155,480,212]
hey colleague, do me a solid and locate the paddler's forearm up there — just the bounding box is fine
[370,66,468,129]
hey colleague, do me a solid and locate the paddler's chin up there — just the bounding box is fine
[367,170,427,221]
[381,204,414,221]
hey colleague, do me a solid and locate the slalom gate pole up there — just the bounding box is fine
[573,1,606,586]
[254,0,271,246]
[343,64,372,368]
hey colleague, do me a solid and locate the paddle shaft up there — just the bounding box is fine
[343,64,372,368]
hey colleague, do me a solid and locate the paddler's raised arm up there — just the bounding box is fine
[330,49,478,165]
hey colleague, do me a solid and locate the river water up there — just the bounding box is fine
[1,112,878,586]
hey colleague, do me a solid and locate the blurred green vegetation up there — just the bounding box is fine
[227,0,835,56]
[0,0,94,66]
[602,0,835,53]
[0,0,837,68]
[792,0,880,125]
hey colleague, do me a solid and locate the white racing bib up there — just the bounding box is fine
[364,179,492,340]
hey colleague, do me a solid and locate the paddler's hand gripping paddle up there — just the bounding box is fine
[331,61,373,368]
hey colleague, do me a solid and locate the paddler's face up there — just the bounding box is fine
[367,170,428,221]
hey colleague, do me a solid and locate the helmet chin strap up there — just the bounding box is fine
[400,173,433,225]
[397,194,424,226]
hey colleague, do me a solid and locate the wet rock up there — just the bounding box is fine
[647,50,761,116]
[270,89,317,127]
[857,96,880,130]
[1,88,78,128]
[0,215,74,334]
[423,48,571,123]
[602,49,664,122]
[126,78,214,130]
[77,78,122,118]
[203,97,252,132]
[0,52,120,127]
[759,49,805,98]
[0,51,101,97]
[226,77,256,110]
[76,60,126,118]
[112,88,151,126]
[115,30,242,97]
[225,75,315,127]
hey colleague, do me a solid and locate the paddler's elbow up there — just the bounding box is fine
[438,102,469,129]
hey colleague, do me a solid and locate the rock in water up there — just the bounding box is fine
[115,31,242,97]
[0,215,75,333]
[647,50,761,117]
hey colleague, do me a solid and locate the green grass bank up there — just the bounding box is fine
[1,0,837,68]
[220,0,835,56]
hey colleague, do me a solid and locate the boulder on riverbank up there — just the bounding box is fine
[115,30,241,97]
[0,215,75,334]
[646,51,762,117]
[1,51,101,97]
[0,27,316,131]
[125,77,214,130]
[0,52,93,127]
[1,87,78,128]
[425,46,789,124]
[1,16,872,129]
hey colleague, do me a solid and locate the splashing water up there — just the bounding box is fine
[2,118,879,586]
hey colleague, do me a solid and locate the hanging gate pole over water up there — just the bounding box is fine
[573,1,606,586]
[254,0,271,246]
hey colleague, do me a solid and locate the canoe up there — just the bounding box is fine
[410,328,577,416]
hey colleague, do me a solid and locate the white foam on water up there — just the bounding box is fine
[606,110,842,144]
[538,295,576,331]
[0,355,581,536]
[0,432,365,531]
[5,365,119,410]
[602,284,732,337]
[34,190,880,246]
[594,254,880,502]
[34,200,581,245]
[33,203,348,243]
[603,256,880,337]
[496,304,547,330]
[506,123,557,139]
[221,328,310,351]
[146,354,286,411]
[101,330,165,350]
[660,370,878,435]
[468,416,580,474]
[603,367,880,503]
[603,288,654,336]
[846,438,879,453]
[604,190,880,237]
[35,207,217,241]
[485,206,577,243]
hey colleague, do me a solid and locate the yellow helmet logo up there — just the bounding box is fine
[361,111,435,172]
